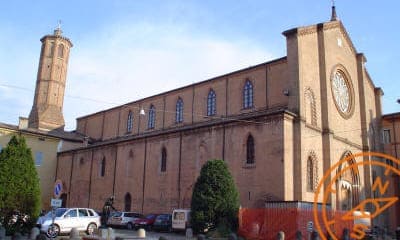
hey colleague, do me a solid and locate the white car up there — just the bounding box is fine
[36,208,100,238]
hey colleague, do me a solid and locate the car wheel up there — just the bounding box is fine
[127,222,133,230]
[87,223,97,235]
[46,224,60,238]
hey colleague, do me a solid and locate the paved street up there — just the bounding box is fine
[100,228,195,240]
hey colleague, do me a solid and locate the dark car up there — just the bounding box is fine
[153,214,172,232]
[133,214,158,230]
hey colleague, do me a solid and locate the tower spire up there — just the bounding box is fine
[330,0,338,21]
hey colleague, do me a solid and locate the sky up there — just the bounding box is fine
[0,0,399,130]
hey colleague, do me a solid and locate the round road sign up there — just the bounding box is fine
[54,179,63,198]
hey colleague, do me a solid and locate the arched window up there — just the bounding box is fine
[49,42,55,57]
[161,147,167,172]
[207,89,216,116]
[176,98,184,123]
[99,157,106,177]
[57,44,64,58]
[307,152,318,192]
[127,111,133,132]
[305,88,317,126]
[148,105,155,129]
[246,135,255,164]
[243,80,254,109]
[124,193,132,211]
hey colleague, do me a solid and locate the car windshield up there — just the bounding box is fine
[45,208,68,218]
[157,215,169,220]
[146,214,155,219]
[112,212,122,217]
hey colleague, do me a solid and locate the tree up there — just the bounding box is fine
[0,135,41,234]
[190,159,240,235]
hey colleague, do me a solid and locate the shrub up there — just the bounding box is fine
[190,159,240,235]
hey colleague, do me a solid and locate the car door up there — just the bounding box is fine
[77,208,90,231]
[61,208,78,232]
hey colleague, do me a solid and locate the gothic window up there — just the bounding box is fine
[176,98,184,123]
[49,42,55,57]
[161,147,167,172]
[58,44,64,58]
[243,80,254,109]
[307,152,318,192]
[382,129,391,144]
[99,157,106,177]
[207,89,216,116]
[127,111,133,133]
[305,88,317,126]
[246,135,255,164]
[124,193,132,211]
[148,105,155,129]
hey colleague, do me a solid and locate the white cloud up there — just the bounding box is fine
[59,22,276,130]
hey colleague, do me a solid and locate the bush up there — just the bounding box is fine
[190,159,240,235]
[0,136,41,235]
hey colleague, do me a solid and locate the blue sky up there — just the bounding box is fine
[0,0,399,130]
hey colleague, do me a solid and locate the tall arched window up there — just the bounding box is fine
[148,105,155,129]
[305,88,317,126]
[127,111,133,132]
[307,152,318,192]
[99,157,106,177]
[207,89,216,116]
[176,98,184,123]
[243,80,254,109]
[246,135,255,164]
[49,42,55,57]
[57,44,64,58]
[124,193,132,211]
[161,147,167,172]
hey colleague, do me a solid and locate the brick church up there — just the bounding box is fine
[46,6,388,228]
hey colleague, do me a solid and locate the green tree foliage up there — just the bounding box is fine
[190,159,240,234]
[0,135,41,234]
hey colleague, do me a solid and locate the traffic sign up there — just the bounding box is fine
[51,198,62,208]
[54,179,63,198]
[307,221,314,232]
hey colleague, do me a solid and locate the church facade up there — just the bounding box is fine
[56,13,385,226]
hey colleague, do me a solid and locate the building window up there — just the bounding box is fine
[307,152,318,192]
[127,111,133,133]
[124,193,132,211]
[243,80,254,109]
[246,135,255,164]
[57,44,64,58]
[148,105,156,129]
[176,98,184,123]
[161,147,167,172]
[99,157,106,177]
[207,89,216,116]
[49,42,55,57]
[35,151,43,166]
[382,129,391,144]
[305,87,317,126]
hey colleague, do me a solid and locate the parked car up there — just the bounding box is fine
[172,209,191,231]
[107,211,143,229]
[153,214,172,232]
[36,208,100,238]
[132,214,158,230]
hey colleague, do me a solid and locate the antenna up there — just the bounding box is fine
[57,20,62,30]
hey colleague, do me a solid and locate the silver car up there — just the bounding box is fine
[36,208,100,238]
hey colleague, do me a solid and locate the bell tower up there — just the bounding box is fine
[28,25,73,131]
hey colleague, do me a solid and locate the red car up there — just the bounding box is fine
[133,214,159,230]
